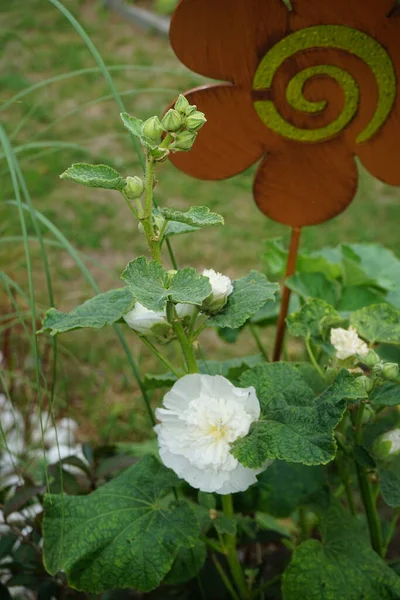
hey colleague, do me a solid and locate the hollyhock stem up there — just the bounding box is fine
[142,155,161,263]
[166,301,198,374]
[354,404,383,556]
[222,494,250,599]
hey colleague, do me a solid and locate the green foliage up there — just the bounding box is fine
[257,461,326,518]
[232,365,367,468]
[60,163,126,191]
[161,205,224,238]
[351,304,400,344]
[378,458,400,508]
[39,288,135,335]
[283,500,400,599]
[120,112,143,138]
[286,272,341,306]
[121,257,211,311]
[43,456,200,593]
[164,540,207,586]
[370,382,400,407]
[287,298,340,339]
[208,271,279,329]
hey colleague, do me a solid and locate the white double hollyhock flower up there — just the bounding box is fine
[155,374,265,494]
[330,326,369,360]
[123,302,171,339]
[202,269,233,314]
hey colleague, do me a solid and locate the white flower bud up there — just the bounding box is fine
[330,326,369,361]
[176,303,198,320]
[123,303,171,340]
[161,108,183,132]
[185,110,207,132]
[155,374,270,494]
[201,269,233,314]
[124,176,144,199]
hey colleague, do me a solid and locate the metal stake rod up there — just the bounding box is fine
[273,226,302,362]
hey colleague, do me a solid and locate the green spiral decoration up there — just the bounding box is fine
[253,25,397,144]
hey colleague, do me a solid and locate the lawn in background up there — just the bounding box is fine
[2,0,400,442]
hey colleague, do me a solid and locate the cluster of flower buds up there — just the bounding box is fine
[361,349,399,380]
[161,94,207,152]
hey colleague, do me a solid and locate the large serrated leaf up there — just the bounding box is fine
[60,163,126,190]
[351,304,400,345]
[287,298,341,339]
[39,288,135,335]
[232,365,367,468]
[283,500,400,599]
[208,271,279,329]
[162,206,224,235]
[43,456,200,593]
[121,257,211,311]
[370,382,400,408]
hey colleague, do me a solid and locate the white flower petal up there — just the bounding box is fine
[155,374,264,494]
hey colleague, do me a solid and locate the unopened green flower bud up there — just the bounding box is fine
[358,375,374,394]
[372,363,384,377]
[161,108,183,132]
[363,350,380,368]
[373,429,400,460]
[185,104,197,116]
[153,213,166,234]
[360,404,374,425]
[141,116,164,143]
[124,176,144,199]
[174,94,190,114]
[185,110,207,132]
[170,130,197,152]
[382,362,399,380]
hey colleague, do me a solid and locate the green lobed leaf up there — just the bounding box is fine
[208,271,279,329]
[121,257,211,311]
[60,163,126,191]
[120,112,143,138]
[343,243,400,292]
[286,272,341,307]
[39,288,135,335]
[255,513,291,538]
[164,540,207,586]
[232,365,367,468]
[351,304,400,345]
[162,206,224,238]
[287,298,341,339]
[370,382,400,408]
[283,500,400,599]
[214,515,237,536]
[43,456,200,593]
[257,461,325,518]
[378,458,400,508]
[337,285,386,313]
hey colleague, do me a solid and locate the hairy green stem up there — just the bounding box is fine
[305,335,324,377]
[383,509,400,557]
[248,323,269,361]
[212,554,240,600]
[354,404,383,556]
[336,454,356,516]
[222,495,250,600]
[139,337,182,378]
[142,156,161,262]
[166,302,198,374]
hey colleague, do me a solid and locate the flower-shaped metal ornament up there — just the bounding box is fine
[168,0,400,228]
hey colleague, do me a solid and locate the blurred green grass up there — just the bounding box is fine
[1,0,400,443]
